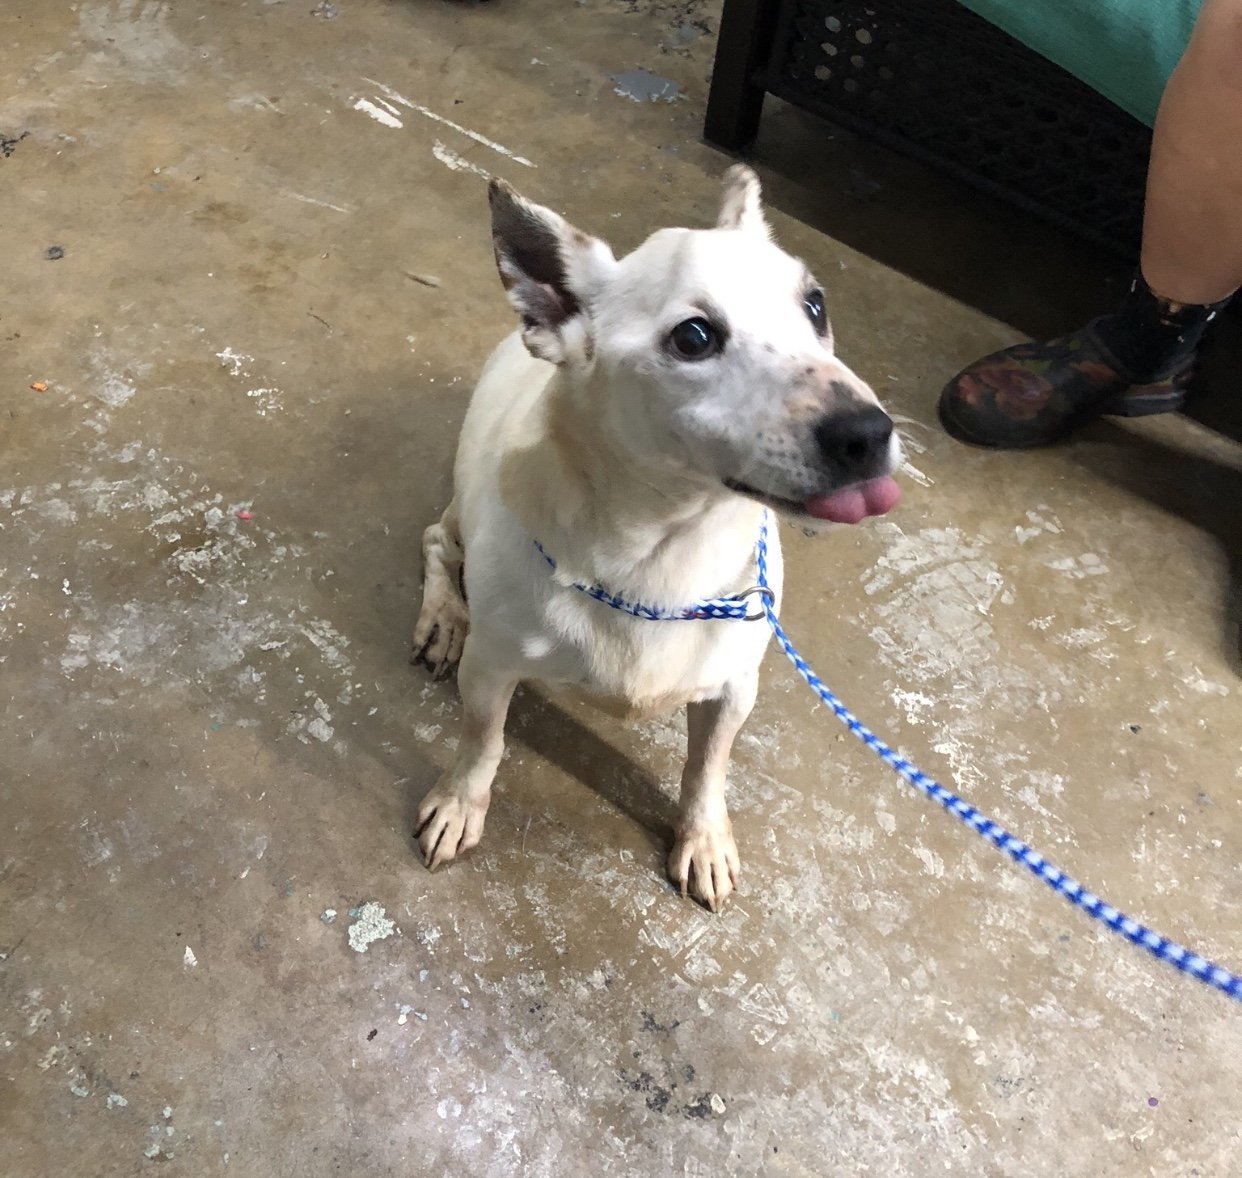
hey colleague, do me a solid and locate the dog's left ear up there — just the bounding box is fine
[716,164,770,237]
[489,180,615,366]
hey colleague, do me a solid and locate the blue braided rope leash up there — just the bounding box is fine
[534,539,773,621]
[536,514,1242,1003]
[750,517,1242,1005]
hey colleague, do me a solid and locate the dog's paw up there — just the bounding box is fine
[410,594,468,679]
[668,824,739,912]
[414,785,489,870]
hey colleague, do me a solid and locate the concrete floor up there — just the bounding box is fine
[3,2,1241,1175]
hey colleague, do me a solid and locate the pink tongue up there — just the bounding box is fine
[802,475,901,524]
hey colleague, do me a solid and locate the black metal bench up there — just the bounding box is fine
[704,0,1152,258]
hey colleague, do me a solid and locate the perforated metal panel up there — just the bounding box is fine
[759,0,1152,256]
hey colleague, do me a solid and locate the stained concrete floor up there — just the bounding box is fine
[2,2,1242,1175]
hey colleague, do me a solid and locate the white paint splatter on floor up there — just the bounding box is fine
[1046,552,1109,579]
[77,0,187,85]
[284,191,352,214]
[347,902,396,953]
[216,347,253,376]
[215,346,284,415]
[432,141,491,179]
[356,78,536,167]
[352,97,402,129]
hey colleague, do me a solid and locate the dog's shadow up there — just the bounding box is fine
[1071,418,1242,675]
[505,688,679,849]
[402,679,680,854]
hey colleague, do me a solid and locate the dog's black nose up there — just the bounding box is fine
[814,406,893,476]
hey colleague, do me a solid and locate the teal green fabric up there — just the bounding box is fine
[956,0,1203,126]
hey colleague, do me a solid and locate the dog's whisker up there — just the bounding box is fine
[894,425,928,458]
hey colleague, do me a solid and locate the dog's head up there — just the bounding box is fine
[489,165,901,525]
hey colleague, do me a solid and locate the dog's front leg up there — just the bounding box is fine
[415,637,517,870]
[669,672,758,911]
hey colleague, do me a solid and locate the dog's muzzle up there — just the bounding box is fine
[814,404,894,484]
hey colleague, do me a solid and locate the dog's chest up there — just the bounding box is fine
[545,681,713,722]
[534,599,771,716]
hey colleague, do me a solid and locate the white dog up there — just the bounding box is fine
[411,166,902,909]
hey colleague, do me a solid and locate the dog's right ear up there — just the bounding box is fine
[488,180,615,366]
[716,164,770,237]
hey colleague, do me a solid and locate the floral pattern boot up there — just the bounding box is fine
[938,320,1192,448]
[938,278,1232,449]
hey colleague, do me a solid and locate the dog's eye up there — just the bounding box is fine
[668,318,721,361]
[804,290,826,334]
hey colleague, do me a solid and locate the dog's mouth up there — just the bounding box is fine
[725,475,901,524]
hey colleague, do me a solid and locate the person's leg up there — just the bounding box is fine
[940,0,1242,449]
[1142,0,1242,305]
